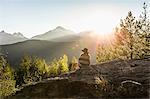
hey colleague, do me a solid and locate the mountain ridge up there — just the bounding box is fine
[0,26,103,45]
[0,31,27,45]
[32,26,76,41]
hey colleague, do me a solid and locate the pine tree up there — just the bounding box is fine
[96,3,150,63]
[114,11,139,59]
[33,57,48,80]
[20,55,50,83]
[138,2,150,58]
[49,59,59,76]
[96,44,116,63]
[58,54,69,73]
[20,55,32,83]
[0,54,15,97]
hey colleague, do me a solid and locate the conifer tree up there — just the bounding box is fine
[138,2,150,58]
[20,55,50,83]
[33,57,48,80]
[58,54,69,73]
[96,3,150,63]
[114,11,139,59]
[49,59,59,76]
[0,54,15,97]
[96,44,116,63]
[20,55,32,83]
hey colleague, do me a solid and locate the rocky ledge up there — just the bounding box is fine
[9,59,150,98]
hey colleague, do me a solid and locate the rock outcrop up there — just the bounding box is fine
[92,59,150,85]
[9,59,150,98]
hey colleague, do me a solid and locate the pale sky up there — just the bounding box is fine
[0,0,149,38]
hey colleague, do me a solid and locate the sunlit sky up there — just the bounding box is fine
[0,0,149,38]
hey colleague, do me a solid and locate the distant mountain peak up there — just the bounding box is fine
[55,26,65,30]
[0,31,27,45]
[13,32,26,38]
[53,26,70,32]
[32,26,75,41]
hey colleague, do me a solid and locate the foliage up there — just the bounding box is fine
[96,2,150,63]
[0,54,15,97]
[48,55,69,76]
[69,56,79,71]
[137,2,150,58]
[114,3,150,59]
[17,54,70,84]
[58,54,69,73]
[96,44,117,63]
[19,55,49,84]
[33,57,49,80]
[114,11,140,59]
[49,59,59,76]
[0,80,16,97]
[15,68,24,87]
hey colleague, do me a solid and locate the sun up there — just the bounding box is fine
[88,14,115,41]
[79,7,117,39]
